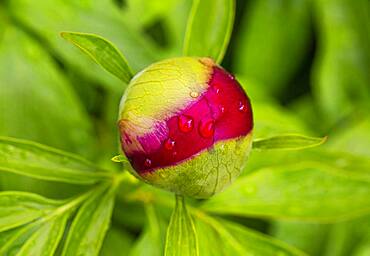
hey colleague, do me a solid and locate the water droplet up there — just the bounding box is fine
[219,105,225,114]
[227,73,235,80]
[213,84,221,94]
[199,119,215,138]
[144,158,152,167]
[190,91,199,98]
[238,101,248,112]
[178,115,194,133]
[164,138,175,150]
[172,151,178,157]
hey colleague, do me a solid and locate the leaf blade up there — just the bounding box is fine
[61,184,116,256]
[16,214,69,256]
[0,222,41,254]
[183,0,234,63]
[195,214,306,256]
[253,134,327,151]
[100,227,134,256]
[0,26,94,158]
[128,203,167,256]
[0,136,112,184]
[61,32,133,83]
[165,195,198,256]
[202,162,370,222]
[0,191,61,232]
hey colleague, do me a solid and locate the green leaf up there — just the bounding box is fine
[8,0,160,90]
[165,195,198,256]
[354,246,370,256]
[353,237,370,256]
[328,116,370,158]
[15,214,69,256]
[252,134,327,151]
[129,229,158,256]
[61,32,133,83]
[0,25,93,156]
[233,0,311,95]
[0,187,95,254]
[244,149,370,181]
[312,0,370,125]
[62,184,116,256]
[0,191,61,232]
[0,183,116,256]
[183,0,234,63]
[0,222,42,255]
[270,221,329,256]
[0,137,112,184]
[246,99,311,139]
[123,0,182,27]
[129,204,167,256]
[0,24,94,195]
[100,227,134,256]
[195,214,306,256]
[0,208,69,256]
[111,154,129,163]
[202,162,370,222]
[318,217,370,256]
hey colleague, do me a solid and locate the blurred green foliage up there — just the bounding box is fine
[0,0,369,255]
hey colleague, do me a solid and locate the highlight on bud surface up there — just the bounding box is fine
[118,57,253,198]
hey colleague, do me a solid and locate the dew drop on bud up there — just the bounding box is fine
[164,138,175,150]
[190,91,199,98]
[213,84,221,94]
[238,101,248,112]
[219,105,226,114]
[227,73,235,80]
[178,115,194,133]
[199,119,215,138]
[144,158,152,167]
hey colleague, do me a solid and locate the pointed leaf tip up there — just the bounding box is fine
[61,31,133,83]
[252,134,327,151]
[111,154,128,163]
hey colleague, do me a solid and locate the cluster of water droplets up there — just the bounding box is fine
[142,73,248,169]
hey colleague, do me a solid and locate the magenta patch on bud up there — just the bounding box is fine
[137,122,168,153]
[123,67,253,174]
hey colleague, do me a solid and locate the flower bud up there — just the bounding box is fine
[118,57,253,198]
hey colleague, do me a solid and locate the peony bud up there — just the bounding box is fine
[118,57,253,198]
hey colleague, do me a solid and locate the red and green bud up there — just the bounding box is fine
[118,57,253,198]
